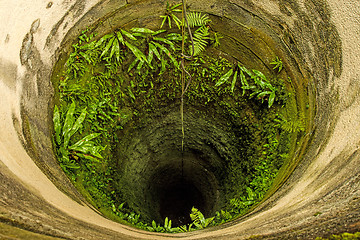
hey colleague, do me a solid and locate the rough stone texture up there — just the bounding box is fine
[0,0,359,240]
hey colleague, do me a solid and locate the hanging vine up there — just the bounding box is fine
[180,0,195,151]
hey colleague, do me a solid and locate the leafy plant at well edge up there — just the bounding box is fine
[190,207,214,229]
[160,2,182,29]
[270,56,283,73]
[216,64,278,108]
[53,102,105,176]
[128,27,181,73]
[186,12,212,56]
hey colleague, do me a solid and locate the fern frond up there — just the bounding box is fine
[190,26,210,55]
[186,12,211,28]
[276,113,305,133]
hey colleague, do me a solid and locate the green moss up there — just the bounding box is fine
[316,232,360,240]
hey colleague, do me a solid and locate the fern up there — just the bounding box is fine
[186,12,211,28]
[190,207,214,229]
[186,12,211,56]
[275,112,305,133]
[191,26,210,56]
[178,224,192,232]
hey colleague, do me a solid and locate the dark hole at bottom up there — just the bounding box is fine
[159,181,205,227]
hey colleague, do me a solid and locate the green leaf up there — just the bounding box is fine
[160,16,167,29]
[71,144,104,159]
[53,105,61,145]
[160,58,167,74]
[191,26,210,55]
[153,29,167,35]
[79,51,91,64]
[153,37,175,51]
[65,107,87,147]
[62,102,76,148]
[239,69,248,88]
[149,42,161,60]
[172,14,182,29]
[168,16,172,29]
[215,69,233,87]
[69,133,103,158]
[179,225,188,232]
[268,91,275,108]
[166,33,183,41]
[128,59,140,72]
[186,12,211,28]
[257,91,272,98]
[128,58,139,72]
[109,38,119,59]
[60,158,79,169]
[205,216,214,227]
[131,27,155,34]
[101,37,115,58]
[252,69,267,81]
[127,87,136,100]
[125,42,147,63]
[171,3,182,10]
[94,34,113,48]
[238,65,254,78]
[147,48,154,67]
[121,29,137,40]
[114,41,121,62]
[69,133,101,149]
[270,56,283,72]
[75,152,99,162]
[164,217,170,229]
[152,42,178,68]
[136,59,145,72]
[231,70,238,93]
[116,31,124,44]
[168,220,172,229]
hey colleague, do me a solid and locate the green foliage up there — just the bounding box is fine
[270,56,283,72]
[186,12,212,56]
[190,207,214,229]
[186,12,211,28]
[160,2,182,29]
[53,102,105,176]
[146,218,181,233]
[316,232,360,240]
[214,210,233,224]
[129,28,181,73]
[53,3,294,232]
[216,64,277,108]
[210,115,289,225]
[275,112,305,133]
[191,25,210,56]
[178,223,194,232]
[96,32,123,63]
[239,65,277,108]
[215,68,233,87]
[210,31,223,47]
[65,30,100,80]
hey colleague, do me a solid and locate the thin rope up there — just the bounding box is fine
[181,0,195,152]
